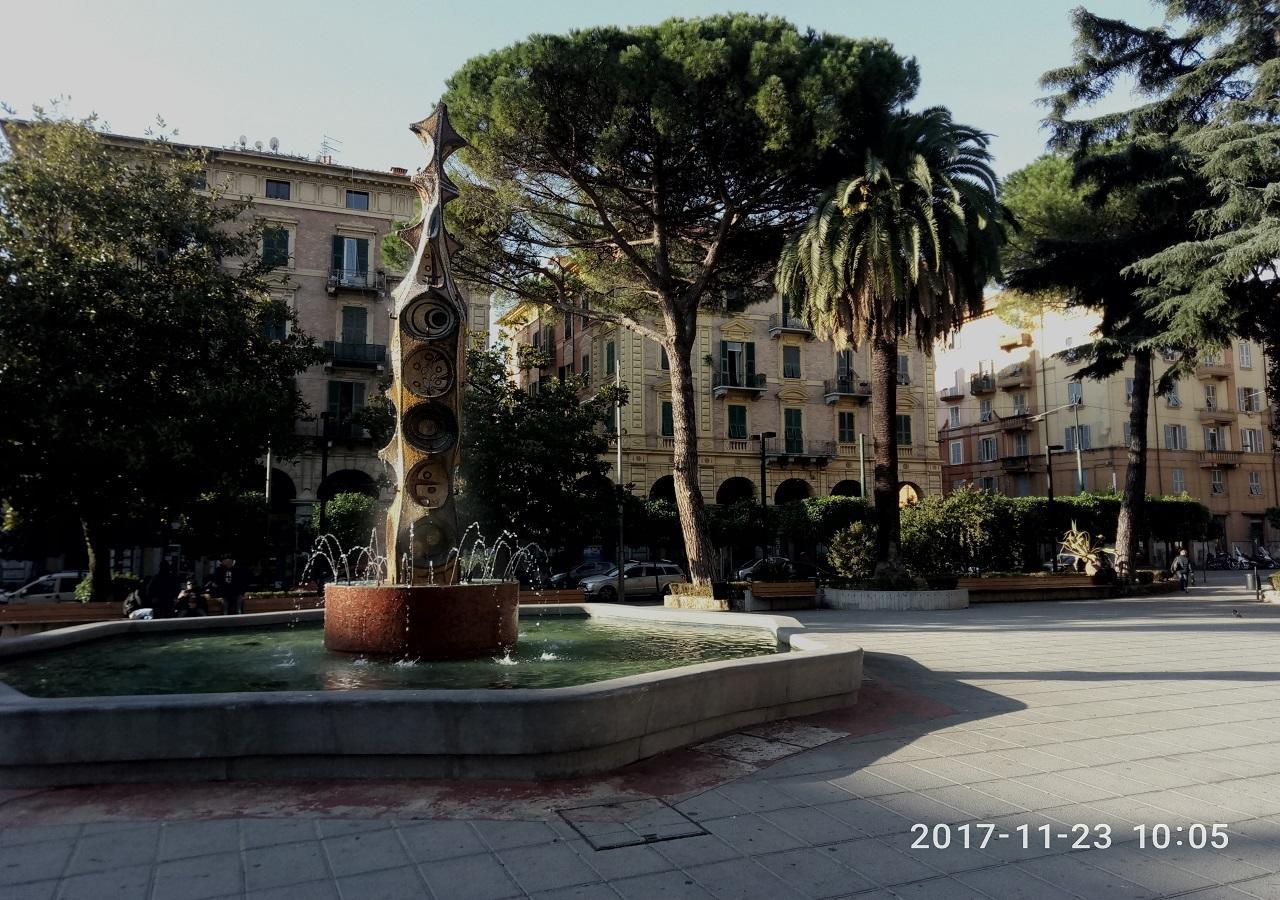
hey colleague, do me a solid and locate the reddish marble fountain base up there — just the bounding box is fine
[323,582,519,659]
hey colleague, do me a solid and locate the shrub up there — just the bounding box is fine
[75,572,141,602]
[827,522,876,580]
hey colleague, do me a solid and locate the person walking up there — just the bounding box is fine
[212,556,248,615]
[1171,548,1191,592]
[146,560,179,619]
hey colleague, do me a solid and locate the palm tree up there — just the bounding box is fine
[776,107,1007,573]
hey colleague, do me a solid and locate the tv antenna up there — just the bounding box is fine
[319,134,343,163]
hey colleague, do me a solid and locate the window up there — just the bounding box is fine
[327,380,366,425]
[1250,471,1263,496]
[1012,392,1028,415]
[719,340,756,386]
[1239,387,1261,412]
[728,405,748,440]
[949,406,961,428]
[558,365,568,382]
[979,398,993,423]
[895,414,913,446]
[952,479,967,492]
[783,345,801,379]
[1240,342,1253,369]
[1205,383,1218,410]
[784,408,803,453]
[532,329,541,351]
[1204,426,1224,451]
[330,235,369,283]
[978,475,999,492]
[345,190,370,210]
[1242,428,1263,453]
[1164,424,1189,450]
[897,354,910,385]
[660,401,674,437]
[262,226,290,267]
[1125,377,1135,404]
[340,306,367,345]
[660,346,669,370]
[1123,421,1132,447]
[949,440,964,465]
[1167,381,1182,407]
[564,313,573,339]
[261,313,286,342]
[978,437,997,462]
[1012,432,1030,456]
[1211,469,1226,495]
[836,349,853,378]
[838,411,856,444]
[1067,381,1083,405]
[581,353,590,385]
[605,341,616,376]
[265,179,291,200]
[1065,425,1092,451]
[1172,468,1186,494]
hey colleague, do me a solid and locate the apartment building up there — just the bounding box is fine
[499,298,942,513]
[935,301,1276,555]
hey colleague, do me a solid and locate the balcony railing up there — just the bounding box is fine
[1199,450,1242,468]
[324,420,370,441]
[970,373,996,394]
[324,341,387,368]
[711,369,767,397]
[763,437,836,459]
[1196,360,1231,380]
[823,377,872,403]
[767,313,814,338]
[1197,405,1237,425]
[997,363,1033,390]
[1000,454,1032,472]
[939,385,965,401]
[327,267,385,293]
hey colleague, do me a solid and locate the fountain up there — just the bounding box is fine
[322,104,519,659]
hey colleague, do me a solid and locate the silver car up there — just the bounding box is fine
[579,562,687,601]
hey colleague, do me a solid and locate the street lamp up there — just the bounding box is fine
[1043,443,1066,571]
[754,432,777,512]
[1031,401,1086,495]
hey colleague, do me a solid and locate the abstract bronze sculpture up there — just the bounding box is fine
[324,104,518,659]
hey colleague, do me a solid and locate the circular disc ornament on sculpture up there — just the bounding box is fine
[402,403,457,453]
[403,297,457,340]
[411,517,453,566]
[407,459,450,509]
[404,347,453,399]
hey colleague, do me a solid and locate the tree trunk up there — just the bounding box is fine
[664,323,717,588]
[870,336,903,573]
[81,515,110,602]
[1115,349,1152,578]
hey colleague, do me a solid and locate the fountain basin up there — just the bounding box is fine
[0,605,862,786]
[323,581,518,659]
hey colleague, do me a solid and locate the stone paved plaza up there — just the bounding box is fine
[2,582,1279,899]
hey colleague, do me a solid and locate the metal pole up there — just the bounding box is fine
[1073,402,1085,493]
[1046,444,1056,572]
[615,363,625,603]
[858,432,867,500]
[317,414,330,537]
[759,436,768,513]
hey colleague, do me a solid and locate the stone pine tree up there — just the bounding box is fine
[440,14,919,586]
[1041,2,1280,434]
[1002,151,1206,574]
[775,108,1007,574]
[0,116,318,599]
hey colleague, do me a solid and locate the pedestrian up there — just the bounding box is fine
[176,582,209,617]
[1171,548,1191,592]
[211,555,248,615]
[146,560,179,619]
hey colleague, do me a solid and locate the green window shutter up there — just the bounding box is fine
[331,236,344,274]
[728,405,746,439]
[341,306,367,345]
[327,382,342,420]
[606,341,616,375]
[719,340,728,377]
[356,239,369,273]
[745,342,756,379]
[661,401,674,437]
[353,382,366,410]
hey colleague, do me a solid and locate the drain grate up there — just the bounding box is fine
[558,797,707,850]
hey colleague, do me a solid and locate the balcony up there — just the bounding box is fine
[997,363,1033,390]
[1000,454,1033,472]
[711,369,767,398]
[823,377,872,404]
[1196,360,1231,380]
[323,341,387,370]
[1197,404,1237,426]
[939,385,965,402]
[325,420,370,441]
[765,436,836,463]
[1199,450,1242,468]
[326,267,386,295]
[767,313,814,339]
[1000,411,1036,432]
[970,373,996,395]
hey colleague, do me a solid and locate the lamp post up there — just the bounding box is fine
[1044,442,1066,570]
[756,431,777,557]
[615,363,625,604]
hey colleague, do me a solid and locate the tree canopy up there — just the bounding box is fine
[0,115,319,597]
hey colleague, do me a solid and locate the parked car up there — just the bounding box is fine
[735,557,790,581]
[0,571,86,604]
[735,557,828,582]
[579,562,687,601]
[549,561,615,588]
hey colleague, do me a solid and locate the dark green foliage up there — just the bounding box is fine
[459,347,618,550]
[775,496,872,547]
[74,572,140,603]
[310,492,380,557]
[178,489,269,560]
[827,523,876,580]
[0,116,320,599]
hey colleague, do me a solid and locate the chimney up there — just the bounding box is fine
[390,166,408,177]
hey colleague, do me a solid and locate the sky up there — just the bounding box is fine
[1,0,1164,177]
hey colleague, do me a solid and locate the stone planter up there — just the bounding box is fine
[744,580,818,612]
[822,587,969,612]
[664,593,729,611]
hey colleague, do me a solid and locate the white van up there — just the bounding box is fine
[0,571,85,604]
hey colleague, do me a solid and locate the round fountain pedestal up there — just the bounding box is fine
[323,582,519,659]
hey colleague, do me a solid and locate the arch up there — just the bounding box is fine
[898,481,923,508]
[716,476,756,505]
[268,468,297,513]
[774,478,812,505]
[648,475,676,503]
[318,468,378,502]
[831,480,862,498]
